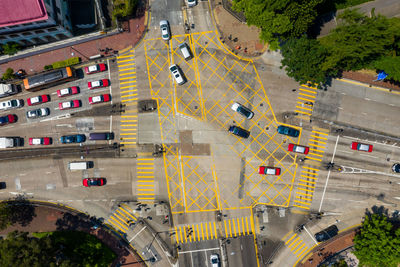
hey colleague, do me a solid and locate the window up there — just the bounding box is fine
[34,30,45,34]
[47,28,58,32]
[22,32,32,36]
[10,34,19,38]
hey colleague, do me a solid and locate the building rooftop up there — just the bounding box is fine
[0,0,48,28]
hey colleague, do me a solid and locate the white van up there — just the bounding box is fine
[179,43,193,60]
[68,161,92,170]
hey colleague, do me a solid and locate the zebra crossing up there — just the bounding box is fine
[173,216,254,244]
[293,126,329,210]
[117,49,138,148]
[294,84,318,121]
[282,231,310,259]
[106,203,138,234]
[136,158,155,203]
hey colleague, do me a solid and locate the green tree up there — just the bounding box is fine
[232,0,324,50]
[280,36,333,85]
[353,213,400,267]
[112,0,138,20]
[2,68,15,81]
[373,56,400,82]
[2,42,20,55]
[320,9,396,72]
[0,202,13,230]
[0,231,57,266]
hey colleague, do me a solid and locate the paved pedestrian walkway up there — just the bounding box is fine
[298,230,356,267]
[0,203,144,267]
[0,16,146,75]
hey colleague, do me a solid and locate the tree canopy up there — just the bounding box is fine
[320,9,399,72]
[280,36,333,85]
[353,213,400,267]
[0,231,116,267]
[232,0,324,50]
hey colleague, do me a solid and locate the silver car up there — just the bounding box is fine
[169,64,186,85]
[160,20,171,41]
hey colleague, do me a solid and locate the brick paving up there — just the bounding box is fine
[342,71,400,92]
[299,230,357,267]
[0,16,145,75]
[0,204,145,267]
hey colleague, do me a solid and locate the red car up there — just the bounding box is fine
[288,144,309,154]
[29,137,51,145]
[89,94,111,104]
[88,79,109,90]
[0,114,16,126]
[84,63,107,74]
[258,166,281,175]
[57,86,79,97]
[351,142,373,152]
[59,100,81,110]
[83,178,106,187]
[27,95,50,106]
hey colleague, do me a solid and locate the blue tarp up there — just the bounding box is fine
[375,71,388,81]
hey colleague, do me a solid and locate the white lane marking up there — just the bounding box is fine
[129,226,147,242]
[337,150,352,154]
[107,58,113,105]
[304,226,318,245]
[359,154,378,159]
[364,98,371,101]
[178,247,220,254]
[319,135,340,212]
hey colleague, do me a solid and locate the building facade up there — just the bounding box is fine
[0,0,73,47]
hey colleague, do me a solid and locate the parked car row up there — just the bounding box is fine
[24,132,115,147]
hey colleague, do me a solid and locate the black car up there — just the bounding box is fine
[314,225,339,242]
[392,163,400,173]
[277,125,300,137]
[228,126,250,138]
[60,134,86,144]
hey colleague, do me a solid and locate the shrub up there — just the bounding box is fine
[2,68,15,80]
[51,57,80,69]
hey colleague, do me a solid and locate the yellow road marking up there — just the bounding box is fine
[282,230,293,241]
[285,233,297,245]
[308,152,323,158]
[298,97,315,102]
[309,139,327,144]
[301,175,317,180]
[299,93,316,98]
[308,143,325,149]
[299,88,317,94]
[288,237,300,248]
[301,171,318,175]
[294,200,311,206]
[309,148,325,153]
[310,134,328,140]
[296,191,313,197]
[305,156,322,162]
[296,105,313,111]
[302,166,319,171]
[298,187,314,193]
[312,129,329,135]
[294,110,312,115]
[294,243,306,255]
[293,204,310,210]
[118,63,136,67]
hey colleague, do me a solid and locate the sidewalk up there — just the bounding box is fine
[299,230,356,267]
[0,16,146,75]
[0,204,144,267]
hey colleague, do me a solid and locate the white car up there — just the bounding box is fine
[0,99,22,110]
[210,254,220,267]
[160,20,171,40]
[26,108,50,119]
[231,102,254,119]
[169,64,186,85]
[187,0,197,7]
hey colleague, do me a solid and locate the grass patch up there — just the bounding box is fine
[31,232,53,238]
